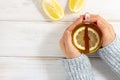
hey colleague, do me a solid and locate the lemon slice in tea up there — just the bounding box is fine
[72,22,102,54]
[42,0,64,20]
[69,0,84,13]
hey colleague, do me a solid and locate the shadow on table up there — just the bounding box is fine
[32,0,50,21]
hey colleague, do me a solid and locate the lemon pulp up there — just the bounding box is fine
[72,23,102,54]
[42,0,64,20]
[69,0,84,13]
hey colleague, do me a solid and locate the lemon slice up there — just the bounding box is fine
[69,0,84,13]
[72,23,102,54]
[42,0,64,20]
[73,27,85,50]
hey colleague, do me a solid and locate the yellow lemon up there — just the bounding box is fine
[72,23,102,54]
[42,0,64,20]
[69,0,84,13]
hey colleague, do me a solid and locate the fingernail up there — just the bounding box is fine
[66,30,70,34]
[98,20,102,25]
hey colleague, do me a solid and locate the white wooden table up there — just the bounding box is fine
[0,0,120,80]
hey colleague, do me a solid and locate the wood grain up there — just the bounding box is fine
[0,57,119,80]
[0,21,119,57]
[0,0,120,80]
[0,0,120,21]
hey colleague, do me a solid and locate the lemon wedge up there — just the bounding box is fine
[42,0,64,20]
[69,0,84,13]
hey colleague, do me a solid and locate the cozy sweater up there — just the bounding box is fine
[63,34,120,80]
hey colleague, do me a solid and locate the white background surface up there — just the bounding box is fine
[0,0,120,80]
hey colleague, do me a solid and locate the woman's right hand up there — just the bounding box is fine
[89,15,115,47]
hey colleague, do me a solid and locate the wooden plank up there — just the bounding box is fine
[0,57,66,80]
[0,21,68,57]
[0,21,120,57]
[0,0,120,21]
[0,57,119,80]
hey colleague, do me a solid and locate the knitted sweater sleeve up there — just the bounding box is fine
[62,54,94,80]
[62,35,120,80]
[97,34,120,77]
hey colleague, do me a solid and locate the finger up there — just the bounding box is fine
[64,31,74,49]
[66,15,84,32]
[90,14,107,25]
[89,15,108,32]
[90,17,104,26]
[74,15,84,26]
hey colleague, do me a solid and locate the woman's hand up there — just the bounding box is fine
[89,15,115,47]
[59,16,84,59]
[60,14,115,58]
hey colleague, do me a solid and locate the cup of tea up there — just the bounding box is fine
[72,13,102,54]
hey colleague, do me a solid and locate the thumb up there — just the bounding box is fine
[64,31,75,49]
[97,20,106,29]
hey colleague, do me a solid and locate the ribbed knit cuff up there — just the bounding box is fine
[97,34,120,77]
[62,54,94,80]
